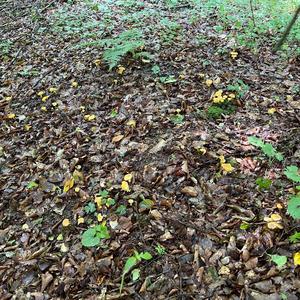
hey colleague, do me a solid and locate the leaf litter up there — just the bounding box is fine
[0,0,300,299]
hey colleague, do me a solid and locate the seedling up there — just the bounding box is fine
[284,165,300,183]
[155,244,166,255]
[227,80,249,99]
[170,113,184,125]
[248,136,284,161]
[256,177,272,190]
[81,223,110,247]
[120,250,152,293]
[84,202,96,214]
[269,254,287,268]
[160,75,177,84]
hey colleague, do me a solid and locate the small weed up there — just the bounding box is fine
[207,101,236,119]
[81,223,110,247]
[256,177,272,190]
[155,244,166,255]
[248,136,284,161]
[227,80,249,99]
[84,202,96,214]
[289,231,300,243]
[159,75,177,84]
[120,250,152,293]
[170,113,184,125]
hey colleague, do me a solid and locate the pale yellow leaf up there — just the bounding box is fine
[42,96,49,102]
[126,119,136,127]
[268,108,276,115]
[117,66,125,75]
[219,155,226,164]
[230,51,238,59]
[95,196,102,208]
[267,221,283,230]
[52,102,58,107]
[7,113,16,119]
[84,114,96,121]
[294,252,300,266]
[71,81,78,88]
[63,177,74,193]
[270,214,282,221]
[49,87,58,93]
[112,134,124,143]
[60,243,69,253]
[221,163,234,173]
[77,217,84,225]
[41,106,47,112]
[24,124,31,131]
[97,213,103,222]
[121,180,130,192]
[62,218,70,227]
[205,79,213,87]
[5,96,12,101]
[94,59,101,66]
[37,91,45,97]
[74,187,80,193]
[124,173,133,182]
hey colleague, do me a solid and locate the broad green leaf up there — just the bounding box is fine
[270,254,287,267]
[81,228,100,247]
[287,195,300,219]
[284,166,300,183]
[95,224,110,239]
[84,202,96,214]
[116,205,127,215]
[131,268,140,281]
[123,256,137,274]
[248,136,264,147]
[139,251,152,260]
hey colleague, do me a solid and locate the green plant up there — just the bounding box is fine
[81,223,110,247]
[256,177,272,190]
[159,75,177,84]
[269,254,287,267]
[207,101,236,119]
[100,29,150,70]
[84,202,96,214]
[227,80,249,99]
[248,136,284,161]
[151,65,161,75]
[284,165,300,183]
[155,244,166,255]
[116,205,127,215]
[120,250,152,293]
[289,231,300,243]
[287,194,300,219]
[27,181,39,190]
[170,113,184,125]
[0,41,13,55]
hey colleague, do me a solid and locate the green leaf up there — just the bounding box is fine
[95,224,110,239]
[27,181,39,189]
[123,256,137,274]
[170,114,184,125]
[98,189,109,198]
[256,177,272,190]
[81,227,100,247]
[139,199,154,210]
[289,231,300,243]
[131,268,140,281]
[84,202,96,214]
[240,222,250,230]
[248,136,264,147]
[284,166,300,183]
[105,197,115,207]
[116,204,127,215]
[287,195,300,219]
[270,254,287,267]
[139,251,152,260]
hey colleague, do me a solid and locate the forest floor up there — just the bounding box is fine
[1,1,300,299]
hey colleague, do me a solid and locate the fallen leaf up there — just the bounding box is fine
[78,217,84,225]
[294,252,300,266]
[37,91,45,97]
[84,114,96,121]
[63,177,74,193]
[268,108,276,115]
[230,51,238,59]
[97,213,104,222]
[49,87,58,93]
[60,243,69,252]
[41,96,49,102]
[62,218,70,227]
[221,163,234,173]
[205,79,213,87]
[121,181,130,192]
[112,134,124,143]
[181,186,198,197]
[124,173,133,182]
[126,119,136,127]
[71,81,78,88]
[7,113,16,119]
[41,106,47,112]
[94,59,101,66]
[117,65,125,75]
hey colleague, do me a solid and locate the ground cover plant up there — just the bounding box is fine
[0,0,300,299]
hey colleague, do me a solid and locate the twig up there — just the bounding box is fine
[249,0,256,27]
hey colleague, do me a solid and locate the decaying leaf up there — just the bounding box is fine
[63,177,74,193]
